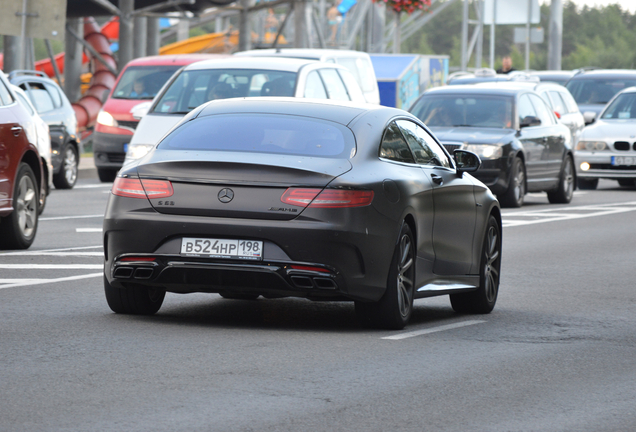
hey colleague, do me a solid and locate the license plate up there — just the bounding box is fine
[180,238,263,260]
[123,143,129,153]
[611,156,636,166]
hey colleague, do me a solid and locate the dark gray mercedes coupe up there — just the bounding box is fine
[103,98,502,329]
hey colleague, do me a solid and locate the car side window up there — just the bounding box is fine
[318,69,350,101]
[44,83,63,108]
[548,91,567,115]
[0,80,14,106]
[561,90,579,114]
[27,82,55,113]
[529,94,554,125]
[379,122,415,164]
[15,92,35,116]
[337,68,364,102]
[396,119,451,168]
[304,71,328,99]
[518,94,537,124]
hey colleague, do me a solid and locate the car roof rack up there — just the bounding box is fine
[7,70,48,79]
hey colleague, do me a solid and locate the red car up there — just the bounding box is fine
[93,54,229,182]
[0,71,45,249]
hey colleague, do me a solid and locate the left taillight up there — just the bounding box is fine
[112,178,174,199]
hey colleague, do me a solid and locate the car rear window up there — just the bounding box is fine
[566,78,636,104]
[112,65,182,100]
[158,113,355,159]
[410,94,513,129]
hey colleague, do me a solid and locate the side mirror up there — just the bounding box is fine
[454,149,481,175]
[583,111,596,124]
[131,101,152,120]
[520,115,541,128]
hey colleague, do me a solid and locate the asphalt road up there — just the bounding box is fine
[1,168,635,432]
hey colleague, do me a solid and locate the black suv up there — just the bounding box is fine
[8,70,81,189]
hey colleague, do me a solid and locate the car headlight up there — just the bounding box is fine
[96,110,118,127]
[576,141,607,151]
[464,144,503,160]
[125,143,154,161]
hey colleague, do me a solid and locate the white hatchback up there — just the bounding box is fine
[124,57,366,163]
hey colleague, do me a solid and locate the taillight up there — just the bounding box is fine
[112,178,173,199]
[281,188,374,208]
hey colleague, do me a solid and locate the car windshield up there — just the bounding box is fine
[565,78,636,104]
[410,94,513,128]
[151,69,297,114]
[600,92,636,119]
[112,65,181,100]
[158,113,354,159]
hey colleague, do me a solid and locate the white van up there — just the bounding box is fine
[235,49,380,105]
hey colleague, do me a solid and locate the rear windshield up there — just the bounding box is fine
[158,113,355,158]
[600,92,636,119]
[566,78,636,105]
[112,65,181,100]
[151,69,297,114]
[410,94,514,129]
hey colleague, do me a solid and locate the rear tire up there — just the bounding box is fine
[547,156,574,204]
[450,215,501,314]
[53,143,78,189]
[0,163,39,250]
[498,157,525,208]
[577,178,598,190]
[97,167,118,183]
[355,223,415,330]
[104,275,165,315]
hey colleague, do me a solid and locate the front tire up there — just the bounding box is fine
[450,215,501,314]
[104,276,165,315]
[97,167,118,183]
[355,223,415,330]
[53,143,78,189]
[547,156,574,204]
[499,157,525,208]
[0,163,39,250]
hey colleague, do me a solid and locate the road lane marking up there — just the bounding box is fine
[0,252,102,257]
[0,273,102,290]
[74,184,112,189]
[382,320,486,340]
[0,245,102,256]
[76,228,103,233]
[0,279,42,283]
[0,264,103,269]
[40,214,103,221]
[502,201,636,227]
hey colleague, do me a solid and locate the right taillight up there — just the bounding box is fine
[281,188,373,208]
[112,178,173,199]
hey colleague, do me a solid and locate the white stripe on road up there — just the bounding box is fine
[0,264,103,269]
[74,184,112,189]
[0,245,102,256]
[382,320,486,340]
[0,273,102,290]
[76,228,103,233]
[0,252,103,257]
[502,201,636,227]
[40,214,103,221]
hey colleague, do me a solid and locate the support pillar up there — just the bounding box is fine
[294,0,309,48]
[119,0,134,67]
[547,0,562,70]
[238,0,252,51]
[176,19,189,41]
[64,18,83,102]
[134,16,147,58]
[2,36,21,74]
[147,18,160,56]
[461,0,469,70]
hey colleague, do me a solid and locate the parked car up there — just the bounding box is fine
[8,70,80,189]
[234,48,380,104]
[0,71,44,249]
[11,85,53,213]
[93,54,229,182]
[565,69,636,124]
[104,97,501,330]
[574,86,636,189]
[409,84,574,207]
[123,57,366,164]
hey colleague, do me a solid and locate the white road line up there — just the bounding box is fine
[74,184,112,189]
[382,320,486,340]
[40,214,103,221]
[0,279,43,283]
[502,201,636,227]
[0,264,103,269]
[76,228,103,233]
[0,252,102,257]
[0,245,102,256]
[0,273,102,290]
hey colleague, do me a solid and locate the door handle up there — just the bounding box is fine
[11,126,22,137]
[431,174,444,185]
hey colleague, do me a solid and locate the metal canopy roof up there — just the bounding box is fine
[66,0,236,17]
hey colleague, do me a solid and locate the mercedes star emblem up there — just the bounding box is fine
[218,188,234,203]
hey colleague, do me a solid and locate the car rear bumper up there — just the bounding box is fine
[93,131,131,169]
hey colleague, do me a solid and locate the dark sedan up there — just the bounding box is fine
[103,98,501,330]
[409,85,574,207]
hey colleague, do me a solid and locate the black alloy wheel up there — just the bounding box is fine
[104,276,165,315]
[355,223,415,330]
[53,143,78,189]
[499,157,525,208]
[0,163,39,250]
[450,215,501,314]
[577,178,598,190]
[547,156,575,204]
